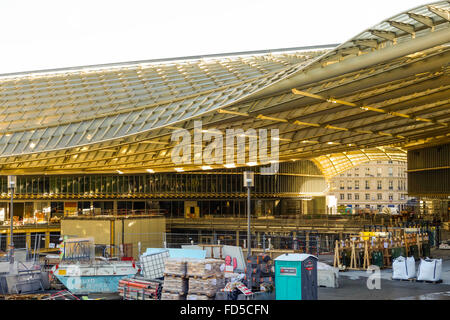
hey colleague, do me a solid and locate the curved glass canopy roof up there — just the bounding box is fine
[0,1,448,177]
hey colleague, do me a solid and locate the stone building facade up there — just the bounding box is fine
[328,160,410,213]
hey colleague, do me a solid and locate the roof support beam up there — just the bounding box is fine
[428,5,450,21]
[389,21,416,37]
[370,30,397,42]
[408,12,436,28]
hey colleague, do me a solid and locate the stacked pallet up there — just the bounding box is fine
[186,258,225,300]
[118,278,163,300]
[188,276,225,298]
[186,258,223,278]
[161,258,188,300]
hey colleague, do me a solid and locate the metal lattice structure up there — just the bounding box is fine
[0,1,449,179]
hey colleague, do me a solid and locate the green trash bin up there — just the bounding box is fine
[391,247,406,260]
[421,242,431,258]
[371,251,384,268]
[358,251,365,268]
[340,250,351,267]
[409,245,419,260]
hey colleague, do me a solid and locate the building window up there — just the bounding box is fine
[388,160,393,164]
[389,180,393,190]
[365,194,370,200]
[365,180,370,189]
[377,167,382,177]
[340,194,345,200]
[377,193,382,200]
[365,168,371,176]
[347,180,352,190]
[388,167,393,177]
[355,193,359,200]
[340,181,344,190]
[355,180,359,190]
[389,194,393,201]
[348,194,352,200]
[377,180,382,190]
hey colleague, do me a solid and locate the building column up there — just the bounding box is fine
[113,200,118,215]
[45,231,50,249]
[26,232,31,251]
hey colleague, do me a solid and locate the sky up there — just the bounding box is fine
[0,0,433,74]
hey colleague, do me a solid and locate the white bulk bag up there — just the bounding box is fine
[417,258,442,282]
[392,256,416,280]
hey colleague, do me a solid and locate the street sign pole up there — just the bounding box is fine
[243,171,254,291]
[7,176,16,265]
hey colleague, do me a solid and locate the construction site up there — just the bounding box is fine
[0,0,449,302]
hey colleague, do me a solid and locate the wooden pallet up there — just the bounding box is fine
[163,273,187,279]
[0,294,51,300]
[187,291,216,298]
[162,289,186,295]
[187,274,217,280]
[392,278,416,282]
[415,279,443,284]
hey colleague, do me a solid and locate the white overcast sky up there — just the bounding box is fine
[0,0,432,74]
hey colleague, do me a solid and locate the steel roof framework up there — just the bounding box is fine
[0,1,449,179]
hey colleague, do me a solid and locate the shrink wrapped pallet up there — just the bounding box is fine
[161,291,185,300]
[163,276,188,294]
[186,258,224,278]
[188,277,225,297]
[186,294,213,301]
[164,258,187,276]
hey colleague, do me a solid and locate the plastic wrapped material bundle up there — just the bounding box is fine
[161,291,186,300]
[417,258,442,282]
[164,258,187,276]
[392,256,416,280]
[163,276,188,294]
[186,259,224,278]
[188,277,225,297]
[186,294,213,300]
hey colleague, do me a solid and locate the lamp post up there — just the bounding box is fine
[243,171,254,290]
[7,175,16,264]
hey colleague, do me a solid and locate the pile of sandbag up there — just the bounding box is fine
[417,258,442,282]
[392,256,416,280]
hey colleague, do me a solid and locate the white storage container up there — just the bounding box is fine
[392,256,416,280]
[417,258,442,282]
